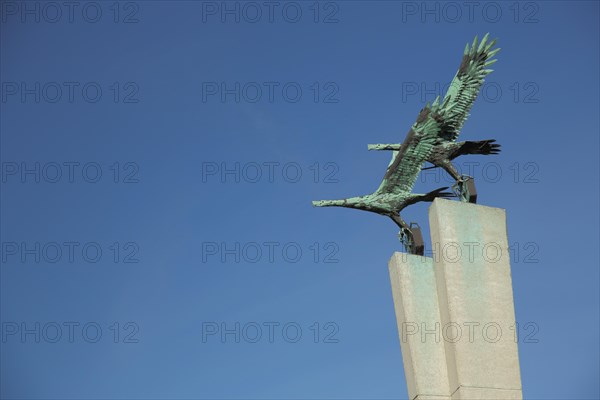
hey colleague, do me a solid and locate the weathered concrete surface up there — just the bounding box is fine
[429,199,522,399]
[389,253,451,400]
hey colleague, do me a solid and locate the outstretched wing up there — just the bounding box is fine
[439,33,500,141]
[376,103,446,195]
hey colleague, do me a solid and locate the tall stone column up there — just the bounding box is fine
[389,253,451,400]
[429,199,522,400]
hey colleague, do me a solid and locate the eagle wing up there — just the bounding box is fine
[375,34,498,195]
[439,33,500,142]
[376,103,447,195]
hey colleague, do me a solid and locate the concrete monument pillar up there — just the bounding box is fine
[389,199,522,400]
[429,199,522,399]
[389,253,451,399]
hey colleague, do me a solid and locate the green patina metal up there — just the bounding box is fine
[312,34,500,253]
[369,33,501,201]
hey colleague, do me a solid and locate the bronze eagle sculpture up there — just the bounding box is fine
[369,34,501,202]
[313,34,500,254]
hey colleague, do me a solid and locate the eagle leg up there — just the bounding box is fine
[440,159,463,181]
[440,160,477,203]
[389,214,424,255]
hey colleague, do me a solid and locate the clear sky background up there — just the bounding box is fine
[1,1,599,399]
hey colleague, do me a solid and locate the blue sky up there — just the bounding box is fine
[1,1,598,399]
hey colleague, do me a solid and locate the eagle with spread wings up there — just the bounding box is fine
[368,33,501,202]
[312,34,499,254]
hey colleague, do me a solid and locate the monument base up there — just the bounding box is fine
[389,199,522,400]
[452,386,522,400]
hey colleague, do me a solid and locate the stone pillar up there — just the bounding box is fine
[428,199,522,400]
[389,253,451,400]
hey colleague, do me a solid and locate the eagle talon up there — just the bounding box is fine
[452,176,477,203]
[398,223,425,256]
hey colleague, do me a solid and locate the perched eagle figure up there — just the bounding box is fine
[369,33,501,202]
[312,95,455,254]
